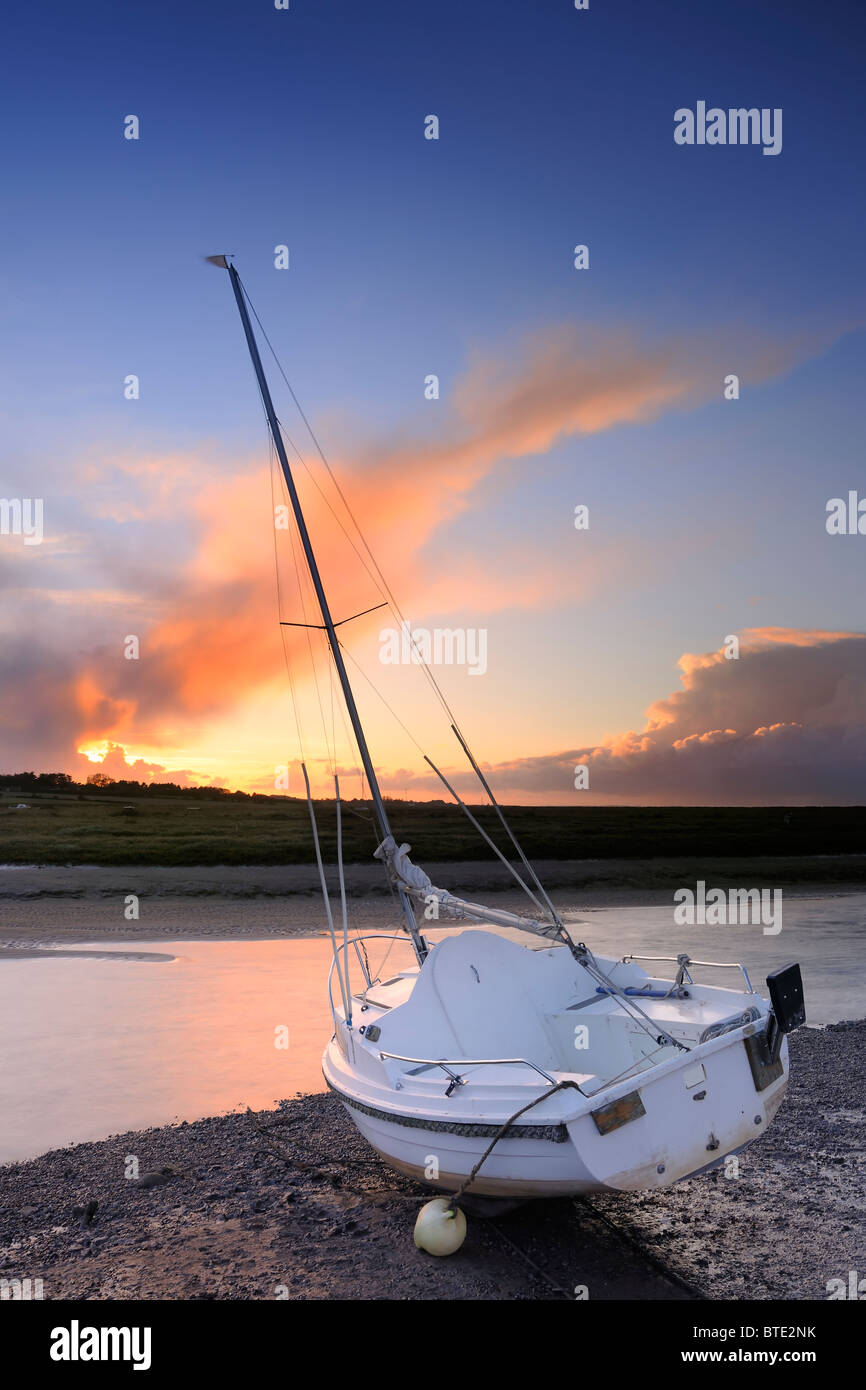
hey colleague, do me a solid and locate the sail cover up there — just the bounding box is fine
[374,835,564,943]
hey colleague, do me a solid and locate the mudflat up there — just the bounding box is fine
[2,859,864,949]
[1,1022,861,1301]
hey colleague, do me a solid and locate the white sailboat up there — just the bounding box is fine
[213,256,805,1217]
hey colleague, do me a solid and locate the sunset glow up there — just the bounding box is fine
[1,2,863,805]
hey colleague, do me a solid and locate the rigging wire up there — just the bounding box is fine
[338,640,428,760]
[283,467,335,777]
[339,642,560,925]
[239,273,464,732]
[268,436,307,767]
[422,753,550,917]
[450,723,563,928]
[240,271,556,924]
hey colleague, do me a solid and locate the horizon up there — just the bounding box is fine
[2,768,864,814]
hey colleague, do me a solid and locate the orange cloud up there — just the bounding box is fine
[0,320,846,781]
[402,629,866,804]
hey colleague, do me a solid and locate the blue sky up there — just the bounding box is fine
[1,0,864,800]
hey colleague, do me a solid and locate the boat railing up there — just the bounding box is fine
[620,953,755,993]
[377,1051,558,1087]
[327,933,415,1024]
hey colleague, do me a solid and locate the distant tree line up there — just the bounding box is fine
[0,771,262,800]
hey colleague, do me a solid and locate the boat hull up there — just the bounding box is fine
[323,1028,789,1198]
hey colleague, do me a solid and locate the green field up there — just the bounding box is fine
[1,791,864,868]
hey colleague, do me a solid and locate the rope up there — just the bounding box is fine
[447,1079,584,1211]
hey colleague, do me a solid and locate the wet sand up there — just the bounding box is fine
[0,1021,862,1301]
[1,859,864,951]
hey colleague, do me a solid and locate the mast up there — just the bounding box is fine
[219,259,426,960]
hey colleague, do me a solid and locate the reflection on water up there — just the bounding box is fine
[0,894,863,1165]
[0,937,358,1166]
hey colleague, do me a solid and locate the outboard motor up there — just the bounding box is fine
[744,962,805,1089]
[765,962,806,1064]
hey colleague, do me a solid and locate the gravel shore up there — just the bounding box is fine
[1,1021,862,1301]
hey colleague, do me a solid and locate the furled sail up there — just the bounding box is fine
[374,835,564,943]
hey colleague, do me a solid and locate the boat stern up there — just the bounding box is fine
[567,1021,790,1192]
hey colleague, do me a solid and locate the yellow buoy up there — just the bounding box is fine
[413,1197,467,1256]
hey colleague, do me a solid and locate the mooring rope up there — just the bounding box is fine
[447,1079,585,1211]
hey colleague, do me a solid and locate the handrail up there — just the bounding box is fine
[327,933,416,1025]
[620,953,755,994]
[378,1051,559,1087]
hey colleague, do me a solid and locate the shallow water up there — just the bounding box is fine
[570,896,865,1025]
[0,895,863,1165]
[0,937,354,1166]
